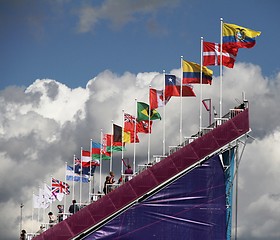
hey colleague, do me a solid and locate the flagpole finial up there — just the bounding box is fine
[220,17,223,21]
[201,36,203,40]
[181,55,183,59]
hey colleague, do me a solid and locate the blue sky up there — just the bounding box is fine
[1,1,280,240]
[1,0,278,90]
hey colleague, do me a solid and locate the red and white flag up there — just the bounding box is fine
[203,41,238,68]
[81,150,91,162]
[149,88,170,109]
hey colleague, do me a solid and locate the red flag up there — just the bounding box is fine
[103,133,122,152]
[149,88,170,109]
[137,120,152,134]
[203,42,238,68]
[165,74,196,98]
[124,113,152,134]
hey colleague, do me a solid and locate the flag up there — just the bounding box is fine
[182,60,213,85]
[137,102,161,121]
[33,194,41,209]
[124,113,137,132]
[113,124,123,143]
[82,149,100,166]
[202,99,211,111]
[149,88,170,109]
[81,150,91,162]
[165,74,196,98]
[123,113,140,143]
[82,165,97,176]
[66,165,89,183]
[92,141,111,161]
[123,130,139,143]
[33,193,50,209]
[136,119,152,133]
[112,121,139,144]
[103,134,122,152]
[33,186,54,209]
[51,177,70,199]
[203,41,238,68]
[223,22,261,48]
[74,157,82,174]
[124,113,152,134]
[44,184,56,203]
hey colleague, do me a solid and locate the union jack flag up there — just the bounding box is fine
[51,177,70,195]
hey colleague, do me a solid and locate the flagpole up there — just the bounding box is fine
[31,192,34,232]
[200,37,203,132]
[180,56,183,144]
[220,17,223,119]
[89,139,92,203]
[99,129,103,193]
[80,147,82,205]
[72,155,75,201]
[49,176,52,213]
[37,185,40,223]
[64,161,67,212]
[163,70,166,155]
[42,181,46,223]
[148,85,151,164]
[133,98,137,173]
[31,192,34,233]
[121,110,125,174]
[110,120,113,172]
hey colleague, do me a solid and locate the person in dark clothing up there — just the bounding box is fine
[103,176,111,194]
[57,204,63,222]
[20,229,26,240]
[68,200,79,215]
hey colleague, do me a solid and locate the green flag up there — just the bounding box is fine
[137,102,161,121]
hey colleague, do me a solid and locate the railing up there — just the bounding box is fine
[169,145,183,155]
[138,164,153,173]
[90,192,105,202]
[120,173,136,184]
[106,183,120,194]
[180,108,245,152]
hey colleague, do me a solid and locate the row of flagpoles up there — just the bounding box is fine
[31,19,261,228]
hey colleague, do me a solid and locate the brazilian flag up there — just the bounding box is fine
[137,102,161,121]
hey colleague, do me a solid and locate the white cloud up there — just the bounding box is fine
[76,0,179,33]
[25,79,89,125]
[1,63,280,239]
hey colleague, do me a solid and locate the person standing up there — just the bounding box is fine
[103,176,111,195]
[57,205,64,222]
[19,229,26,240]
[48,212,56,227]
[69,200,79,215]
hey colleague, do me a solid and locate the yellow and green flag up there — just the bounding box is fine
[137,102,161,121]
